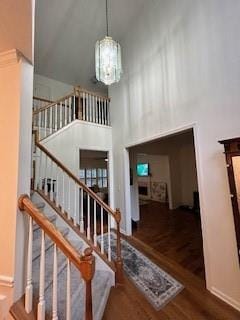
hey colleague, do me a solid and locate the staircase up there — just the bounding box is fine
[11,87,123,320]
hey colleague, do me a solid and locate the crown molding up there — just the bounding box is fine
[0,275,14,288]
[0,49,22,68]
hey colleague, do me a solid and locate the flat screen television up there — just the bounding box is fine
[137,163,149,177]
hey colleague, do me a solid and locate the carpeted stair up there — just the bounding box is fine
[31,196,113,320]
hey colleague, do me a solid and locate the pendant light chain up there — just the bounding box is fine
[106,0,109,36]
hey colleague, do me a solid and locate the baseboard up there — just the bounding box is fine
[210,286,240,312]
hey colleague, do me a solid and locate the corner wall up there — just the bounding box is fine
[0,50,33,317]
[109,0,240,310]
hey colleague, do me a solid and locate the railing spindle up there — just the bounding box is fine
[52,244,58,320]
[94,200,97,246]
[80,188,84,232]
[66,259,71,320]
[101,207,104,254]
[37,230,45,320]
[108,214,111,261]
[25,216,33,313]
[87,194,91,240]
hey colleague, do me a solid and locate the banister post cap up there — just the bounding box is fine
[18,194,30,211]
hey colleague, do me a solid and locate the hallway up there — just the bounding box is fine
[133,201,205,279]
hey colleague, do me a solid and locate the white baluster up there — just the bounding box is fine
[38,150,42,191]
[60,102,62,128]
[50,106,53,134]
[73,95,76,120]
[44,109,47,138]
[101,99,104,124]
[94,200,97,246]
[96,97,100,123]
[65,99,67,125]
[104,99,107,125]
[68,97,71,123]
[54,104,58,131]
[66,259,71,320]
[68,179,71,220]
[25,216,33,313]
[38,111,41,137]
[74,183,77,225]
[101,207,104,253]
[50,159,54,201]
[44,154,48,196]
[34,150,39,190]
[82,92,85,121]
[52,245,58,320]
[80,188,84,232]
[87,194,90,240]
[37,230,45,320]
[93,96,96,123]
[108,214,111,261]
[55,167,59,208]
[62,171,65,213]
[107,100,110,125]
[99,99,102,124]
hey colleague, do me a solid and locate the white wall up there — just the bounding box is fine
[42,120,114,208]
[110,0,240,310]
[34,74,73,100]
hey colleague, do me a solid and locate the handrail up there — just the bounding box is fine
[33,96,53,104]
[75,86,111,101]
[18,194,95,278]
[34,131,116,219]
[33,87,110,116]
[33,92,75,115]
[19,194,94,319]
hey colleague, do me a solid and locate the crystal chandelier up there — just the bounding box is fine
[95,0,122,85]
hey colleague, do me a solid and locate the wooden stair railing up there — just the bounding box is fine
[18,194,95,320]
[33,131,123,284]
[33,87,111,140]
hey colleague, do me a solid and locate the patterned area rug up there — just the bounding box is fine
[99,233,184,310]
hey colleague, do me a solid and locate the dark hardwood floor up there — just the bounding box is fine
[103,201,240,319]
[103,235,240,320]
[133,201,205,279]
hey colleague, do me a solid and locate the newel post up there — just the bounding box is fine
[115,208,124,284]
[80,248,95,320]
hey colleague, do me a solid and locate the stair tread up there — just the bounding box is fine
[43,267,112,320]
[32,239,84,295]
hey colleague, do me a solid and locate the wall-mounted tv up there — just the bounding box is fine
[137,163,149,177]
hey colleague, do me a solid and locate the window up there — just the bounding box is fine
[79,168,108,188]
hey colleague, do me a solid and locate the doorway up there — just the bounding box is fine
[128,129,205,280]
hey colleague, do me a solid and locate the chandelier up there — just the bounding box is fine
[95,0,122,85]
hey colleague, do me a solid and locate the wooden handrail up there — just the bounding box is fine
[18,194,95,276]
[33,96,53,104]
[19,194,94,320]
[34,132,116,219]
[75,86,111,101]
[33,87,110,116]
[33,92,75,115]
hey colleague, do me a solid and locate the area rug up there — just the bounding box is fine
[99,233,184,310]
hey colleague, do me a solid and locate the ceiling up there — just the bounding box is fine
[35,0,146,93]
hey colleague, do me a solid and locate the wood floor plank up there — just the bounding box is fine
[103,201,240,320]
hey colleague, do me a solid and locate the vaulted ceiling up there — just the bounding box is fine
[35,0,146,92]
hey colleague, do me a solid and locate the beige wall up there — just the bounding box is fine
[0,50,33,318]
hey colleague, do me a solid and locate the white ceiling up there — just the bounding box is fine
[35,0,146,92]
